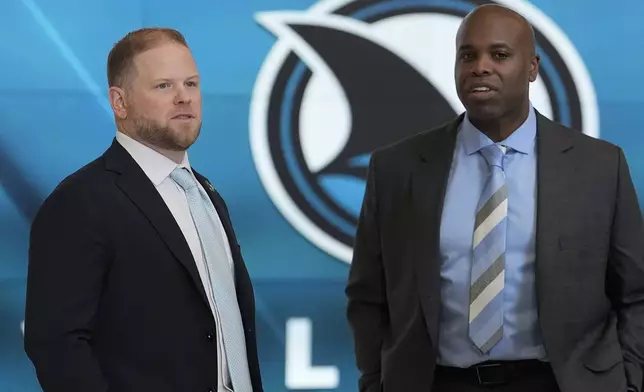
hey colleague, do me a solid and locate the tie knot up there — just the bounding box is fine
[170,167,197,191]
[479,144,506,169]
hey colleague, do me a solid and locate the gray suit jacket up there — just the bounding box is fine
[346,112,644,392]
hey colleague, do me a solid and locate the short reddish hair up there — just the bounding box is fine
[107,27,188,87]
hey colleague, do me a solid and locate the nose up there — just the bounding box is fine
[173,85,192,105]
[471,55,492,76]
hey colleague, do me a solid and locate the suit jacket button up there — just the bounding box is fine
[206,333,213,341]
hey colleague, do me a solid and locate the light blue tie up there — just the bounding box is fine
[469,145,508,353]
[171,167,253,392]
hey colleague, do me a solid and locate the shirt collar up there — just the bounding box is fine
[461,103,537,155]
[115,131,191,186]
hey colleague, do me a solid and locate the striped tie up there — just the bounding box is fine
[171,168,253,392]
[469,144,508,353]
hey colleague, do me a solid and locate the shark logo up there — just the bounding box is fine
[250,0,599,264]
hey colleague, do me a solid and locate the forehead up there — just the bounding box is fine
[457,14,525,49]
[131,42,198,80]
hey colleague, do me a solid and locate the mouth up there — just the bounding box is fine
[467,84,497,99]
[171,114,194,120]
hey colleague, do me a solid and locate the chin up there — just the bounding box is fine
[465,104,503,122]
[169,136,197,151]
[174,128,200,150]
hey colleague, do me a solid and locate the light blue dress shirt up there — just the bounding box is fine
[437,106,546,367]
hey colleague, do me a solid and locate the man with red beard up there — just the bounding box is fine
[24,28,263,392]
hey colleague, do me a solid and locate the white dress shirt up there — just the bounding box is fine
[116,131,235,392]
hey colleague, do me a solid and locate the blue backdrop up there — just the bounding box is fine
[1,0,643,391]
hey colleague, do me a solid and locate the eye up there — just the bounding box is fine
[157,82,170,89]
[494,52,510,60]
[460,52,475,61]
[186,81,198,87]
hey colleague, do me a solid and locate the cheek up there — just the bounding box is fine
[139,97,171,119]
[191,92,203,115]
[454,67,466,87]
[501,69,529,92]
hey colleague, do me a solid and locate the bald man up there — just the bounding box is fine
[346,4,644,392]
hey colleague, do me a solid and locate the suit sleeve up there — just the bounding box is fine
[24,184,111,392]
[606,148,644,391]
[345,153,388,392]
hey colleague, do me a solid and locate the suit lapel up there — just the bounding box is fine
[534,113,575,343]
[410,117,460,344]
[104,141,210,308]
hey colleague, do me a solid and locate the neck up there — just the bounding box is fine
[469,103,531,142]
[150,146,185,164]
[117,127,186,164]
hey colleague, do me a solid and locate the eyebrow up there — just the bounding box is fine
[489,43,512,50]
[152,74,200,83]
[458,43,512,51]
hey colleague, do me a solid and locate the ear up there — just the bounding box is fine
[529,54,540,83]
[108,86,128,120]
